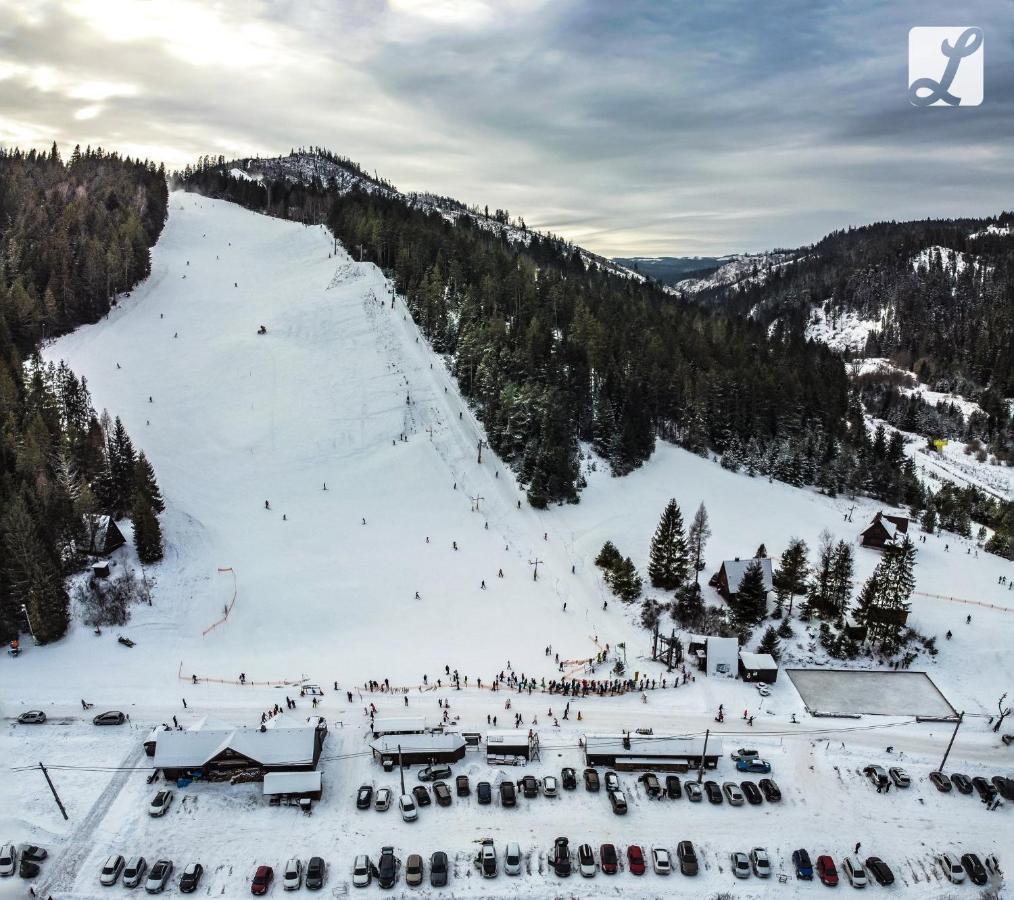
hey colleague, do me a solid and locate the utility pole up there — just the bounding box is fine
[529,558,543,582]
[470,495,485,513]
[477,440,487,464]
[398,745,405,796]
[939,710,964,773]
[20,603,38,644]
[39,762,69,820]
[425,425,434,441]
[697,729,710,785]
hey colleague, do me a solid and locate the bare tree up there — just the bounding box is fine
[994,692,1011,733]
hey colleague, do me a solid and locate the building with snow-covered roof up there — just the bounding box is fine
[584,733,722,771]
[84,514,126,555]
[370,716,427,738]
[686,634,739,677]
[739,651,778,683]
[715,557,774,599]
[263,770,322,802]
[370,732,466,767]
[485,729,539,763]
[859,512,910,550]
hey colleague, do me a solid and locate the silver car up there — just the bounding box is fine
[731,852,751,878]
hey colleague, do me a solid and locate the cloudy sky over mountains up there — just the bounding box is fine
[1,0,1010,255]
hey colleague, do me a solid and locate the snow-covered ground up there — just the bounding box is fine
[804,304,884,354]
[2,193,1012,898]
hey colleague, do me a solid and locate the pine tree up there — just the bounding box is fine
[106,417,137,516]
[853,537,916,652]
[730,560,768,630]
[921,504,937,534]
[773,537,808,614]
[133,452,165,513]
[687,502,711,588]
[610,557,643,603]
[806,530,835,615]
[758,625,782,661]
[826,541,855,617]
[595,541,623,572]
[132,493,164,564]
[647,499,688,590]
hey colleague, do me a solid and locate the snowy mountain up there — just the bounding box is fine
[610,255,734,285]
[672,250,804,295]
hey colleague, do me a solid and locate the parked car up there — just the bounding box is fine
[816,855,839,887]
[677,841,698,876]
[100,854,126,886]
[282,857,302,891]
[149,789,173,817]
[731,748,760,761]
[600,843,618,875]
[352,855,371,888]
[0,845,16,877]
[584,768,600,791]
[759,778,781,802]
[305,856,325,890]
[792,849,814,880]
[751,848,771,878]
[604,771,619,792]
[609,788,628,814]
[93,710,126,725]
[863,765,889,788]
[411,784,431,807]
[405,854,424,887]
[704,780,723,804]
[504,842,523,876]
[686,781,703,802]
[984,854,1002,878]
[842,855,868,888]
[145,860,173,894]
[950,773,973,794]
[723,782,745,805]
[741,781,763,804]
[20,846,46,864]
[499,780,517,807]
[476,840,497,879]
[455,775,470,796]
[756,683,772,697]
[737,758,771,774]
[521,774,539,798]
[418,764,452,781]
[938,852,965,883]
[378,847,398,889]
[550,838,571,877]
[992,775,1014,800]
[641,773,661,796]
[665,775,682,799]
[17,710,46,724]
[429,851,448,887]
[865,856,893,886]
[652,847,672,875]
[477,781,492,804]
[961,853,988,886]
[731,852,751,878]
[929,771,952,792]
[399,793,418,821]
[433,781,452,806]
[627,845,646,876]
[179,862,204,893]
[251,865,274,896]
[577,844,596,878]
[889,767,911,788]
[356,785,374,809]
[123,857,148,889]
[561,767,577,790]
[375,787,392,811]
[972,776,997,802]
[543,775,559,797]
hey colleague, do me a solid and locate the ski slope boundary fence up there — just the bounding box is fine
[912,590,1012,613]
[202,567,237,635]
[176,660,303,687]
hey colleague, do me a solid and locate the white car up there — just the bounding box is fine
[756,683,772,696]
[399,793,417,822]
[122,857,148,888]
[100,854,125,886]
[0,844,17,877]
[604,771,619,792]
[843,855,868,888]
[652,847,672,875]
[984,854,1002,878]
[375,787,392,811]
[751,847,771,878]
[504,842,523,876]
[938,852,965,883]
[352,854,372,888]
[283,857,302,890]
[578,844,596,878]
[731,852,751,878]
[148,789,174,817]
[543,775,559,797]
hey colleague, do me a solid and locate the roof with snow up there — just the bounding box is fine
[153,725,318,769]
[739,652,778,671]
[262,771,321,796]
[485,729,535,748]
[860,512,909,544]
[370,733,466,755]
[720,557,774,593]
[371,716,427,735]
[584,733,723,760]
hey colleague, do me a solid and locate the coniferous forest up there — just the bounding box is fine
[0,145,168,643]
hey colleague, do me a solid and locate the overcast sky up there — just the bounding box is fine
[1,0,1011,256]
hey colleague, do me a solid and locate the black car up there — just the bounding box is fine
[305,856,325,890]
[865,857,894,886]
[455,775,470,796]
[972,777,997,802]
[792,849,814,880]
[561,768,577,790]
[677,841,699,876]
[521,775,539,798]
[665,775,682,799]
[19,860,40,879]
[21,847,47,863]
[179,863,204,893]
[550,838,571,877]
[356,785,373,809]
[93,710,126,725]
[412,784,432,806]
[433,781,452,806]
[704,780,723,804]
[429,851,448,887]
[640,773,661,796]
[992,775,1014,800]
[477,781,492,804]
[759,778,781,802]
[929,771,952,792]
[741,781,763,805]
[500,781,517,807]
[950,772,974,794]
[378,847,398,889]
[583,768,600,792]
[961,853,988,886]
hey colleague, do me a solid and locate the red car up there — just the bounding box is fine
[600,844,618,875]
[816,855,839,886]
[251,865,273,895]
[626,845,645,876]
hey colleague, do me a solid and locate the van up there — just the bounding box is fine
[123,857,148,888]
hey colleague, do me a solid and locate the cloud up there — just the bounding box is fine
[0,0,1010,256]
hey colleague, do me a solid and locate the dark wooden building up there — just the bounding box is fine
[715,557,774,600]
[86,515,126,555]
[859,512,909,550]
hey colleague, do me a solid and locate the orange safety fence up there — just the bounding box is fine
[203,567,237,636]
[913,590,1013,613]
[177,660,302,687]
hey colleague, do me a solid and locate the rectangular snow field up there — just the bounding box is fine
[786,668,957,717]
